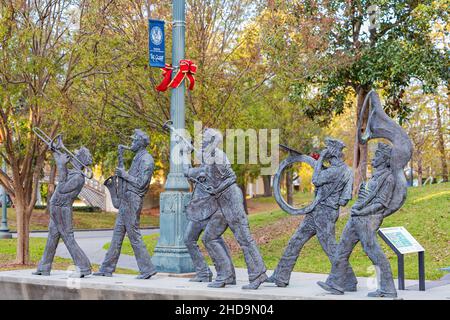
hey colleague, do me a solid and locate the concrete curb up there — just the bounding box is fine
[10,226,159,234]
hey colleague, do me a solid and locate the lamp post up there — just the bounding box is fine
[152,0,194,273]
[0,160,12,239]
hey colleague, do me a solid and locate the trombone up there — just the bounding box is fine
[33,127,94,179]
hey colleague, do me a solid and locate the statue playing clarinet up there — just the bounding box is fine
[94,129,157,279]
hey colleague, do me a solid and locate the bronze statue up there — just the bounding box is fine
[268,138,353,287]
[179,127,267,289]
[318,91,413,298]
[33,128,93,277]
[94,129,157,279]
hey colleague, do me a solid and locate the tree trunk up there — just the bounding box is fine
[238,183,249,215]
[435,104,448,182]
[45,163,57,215]
[15,203,31,265]
[417,154,423,187]
[262,175,272,197]
[285,169,293,205]
[352,87,370,195]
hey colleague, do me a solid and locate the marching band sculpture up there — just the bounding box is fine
[33,128,93,277]
[30,89,413,298]
[268,138,354,288]
[94,129,157,279]
[165,121,267,289]
[317,90,413,297]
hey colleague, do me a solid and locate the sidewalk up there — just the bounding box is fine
[16,229,159,271]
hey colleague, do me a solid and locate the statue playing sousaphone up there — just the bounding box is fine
[318,90,413,298]
[268,138,353,287]
[94,129,157,279]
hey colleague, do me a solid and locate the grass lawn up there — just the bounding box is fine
[107,183,449,281]
[6,208,159,232]
[0,238,137,275]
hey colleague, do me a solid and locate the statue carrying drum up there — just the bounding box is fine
[164,122,267,289]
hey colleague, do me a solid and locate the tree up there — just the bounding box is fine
[259,0,447,191]
[404,84,449,184]
[0,0,109,264]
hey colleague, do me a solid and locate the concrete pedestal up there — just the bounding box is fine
[0,268,448,300]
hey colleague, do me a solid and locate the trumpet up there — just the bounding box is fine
[162,120,200,154]
[33,127,94,179]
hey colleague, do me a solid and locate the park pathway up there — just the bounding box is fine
[14,229,159,271]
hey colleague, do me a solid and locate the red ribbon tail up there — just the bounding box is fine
[156,65,173,92]
[186,73,195,90]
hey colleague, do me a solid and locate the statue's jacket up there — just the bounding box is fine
[124,149,154,199]
[312,163,353,211]
[353,168,395,216]
[300,162,353,216]
[185,149,236,222]
[50,170,85,208]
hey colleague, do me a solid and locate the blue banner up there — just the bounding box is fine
[148,19,165,68]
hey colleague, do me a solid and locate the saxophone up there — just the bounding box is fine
[104,144,131,209]
[358,90,413,217]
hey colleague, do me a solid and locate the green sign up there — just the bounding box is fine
[379,227,424,254]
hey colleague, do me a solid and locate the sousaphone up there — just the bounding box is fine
[358,90,413,217]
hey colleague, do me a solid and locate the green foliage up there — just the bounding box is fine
[260,0,448,124]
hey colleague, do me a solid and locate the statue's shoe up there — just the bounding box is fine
[367,290,397,298]
[344,283,357,292]
[317,281,344,295]
[136,271,157,280]
[242,273,268,290]
[69,270,92,278]
[189,273,213,282]
[207,276,236,288]
[266,274,288,287]
[93,271,113,277]
[32,270,50,276]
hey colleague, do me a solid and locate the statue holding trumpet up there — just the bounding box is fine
[94,129,157,279]
[32,127,93,277]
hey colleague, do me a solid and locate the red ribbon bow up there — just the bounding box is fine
[156,59,197,92]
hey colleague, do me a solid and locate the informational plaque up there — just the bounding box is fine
[379,227,424,254]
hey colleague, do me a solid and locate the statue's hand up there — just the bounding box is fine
[206,186,216,195]
[351,207,362,216]
[320,148,329,158]
[115,167,126,178]
[55,153,70,165]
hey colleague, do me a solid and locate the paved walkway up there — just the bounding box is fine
[14,229,159,271]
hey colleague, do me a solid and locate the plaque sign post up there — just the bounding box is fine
[378,227,425,291]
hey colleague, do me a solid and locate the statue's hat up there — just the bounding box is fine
[325,137,346,151]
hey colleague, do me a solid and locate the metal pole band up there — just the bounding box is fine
[172,20,186,27]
